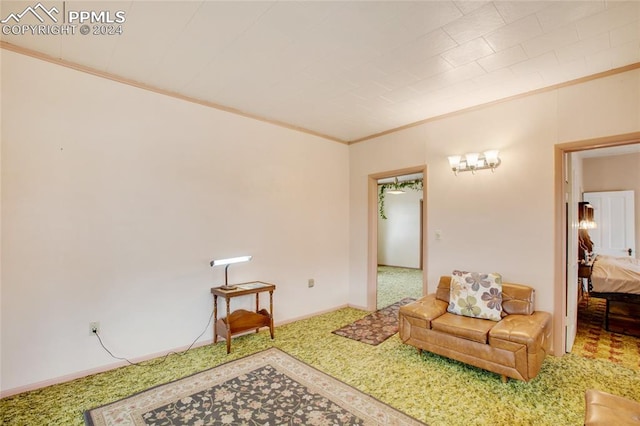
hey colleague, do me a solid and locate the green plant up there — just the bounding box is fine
[378,179,423,219]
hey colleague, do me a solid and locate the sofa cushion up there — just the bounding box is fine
[500,284,535,316]
[431,312,495,344]
[437,276,535,316]
[447,271,503,321]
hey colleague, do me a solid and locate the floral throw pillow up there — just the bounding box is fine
[447,271,503,321]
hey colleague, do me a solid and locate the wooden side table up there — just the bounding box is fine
[578,261,593,302]
[211,281,275,354]
[578,263,592,279]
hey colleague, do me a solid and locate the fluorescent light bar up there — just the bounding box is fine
[210,255,252,267]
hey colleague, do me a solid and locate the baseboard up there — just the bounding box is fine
[347,303,371,311]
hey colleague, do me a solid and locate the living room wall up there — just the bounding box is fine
[1,51,350,394]
[349,68,640,354]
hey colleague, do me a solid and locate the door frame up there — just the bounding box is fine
[367,165,428,311]
[553,131,640,354]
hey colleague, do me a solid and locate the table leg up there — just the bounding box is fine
[213,295,218,344]
[225,297,231,354]
[255,294,260,333]
[269,290,274,339]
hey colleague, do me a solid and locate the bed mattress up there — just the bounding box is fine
[590,255,640,295]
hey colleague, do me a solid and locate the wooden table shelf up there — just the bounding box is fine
[211,281,275,354]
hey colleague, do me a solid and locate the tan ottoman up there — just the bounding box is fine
[584,389,640,425]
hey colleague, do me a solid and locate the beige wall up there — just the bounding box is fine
[349,68,640,354]
[2,48,640,394]
[582,152,640,255]
[350,92,559,310]
[1,50,350,393]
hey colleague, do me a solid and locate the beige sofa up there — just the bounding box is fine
[399,276,552,382]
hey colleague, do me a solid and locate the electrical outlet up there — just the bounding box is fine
[308,278,315,288]
[90,321,100,335]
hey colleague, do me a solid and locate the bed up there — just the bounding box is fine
[587,254,640,333]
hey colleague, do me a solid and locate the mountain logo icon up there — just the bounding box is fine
[1,2,59,24]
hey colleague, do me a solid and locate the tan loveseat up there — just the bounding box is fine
[399,276,552,382]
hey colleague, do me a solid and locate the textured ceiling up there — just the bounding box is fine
[2,1,639,142]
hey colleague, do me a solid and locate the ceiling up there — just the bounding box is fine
[2,1,639,143]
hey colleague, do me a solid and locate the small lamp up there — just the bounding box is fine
[586,204,597,229]
[210,255,252,290]
[578,202,597,229]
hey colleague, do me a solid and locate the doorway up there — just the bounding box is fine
[555,132,640,354]
[376,172,424,309]
[367,165,428,312]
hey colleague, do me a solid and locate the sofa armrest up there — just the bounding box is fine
[399,294,448,328]
[489,311,552,354]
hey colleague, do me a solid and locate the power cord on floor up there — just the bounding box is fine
[91,308,215,367]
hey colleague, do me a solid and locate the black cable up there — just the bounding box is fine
[92,307,215,367]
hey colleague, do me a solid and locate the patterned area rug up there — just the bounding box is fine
[573,297,640,371]
[332,298,415,345]
[84,347,425,426]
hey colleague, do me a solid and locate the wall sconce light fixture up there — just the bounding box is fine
[448,150,501,175]
[210,255,252,290]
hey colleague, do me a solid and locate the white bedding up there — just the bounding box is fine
[590,254,640,295]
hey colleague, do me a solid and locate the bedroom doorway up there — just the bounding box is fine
[367,165,428,312]
[556,133,640,354]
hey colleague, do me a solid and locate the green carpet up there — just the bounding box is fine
[2,307,640,425]
[377,265,423,309]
